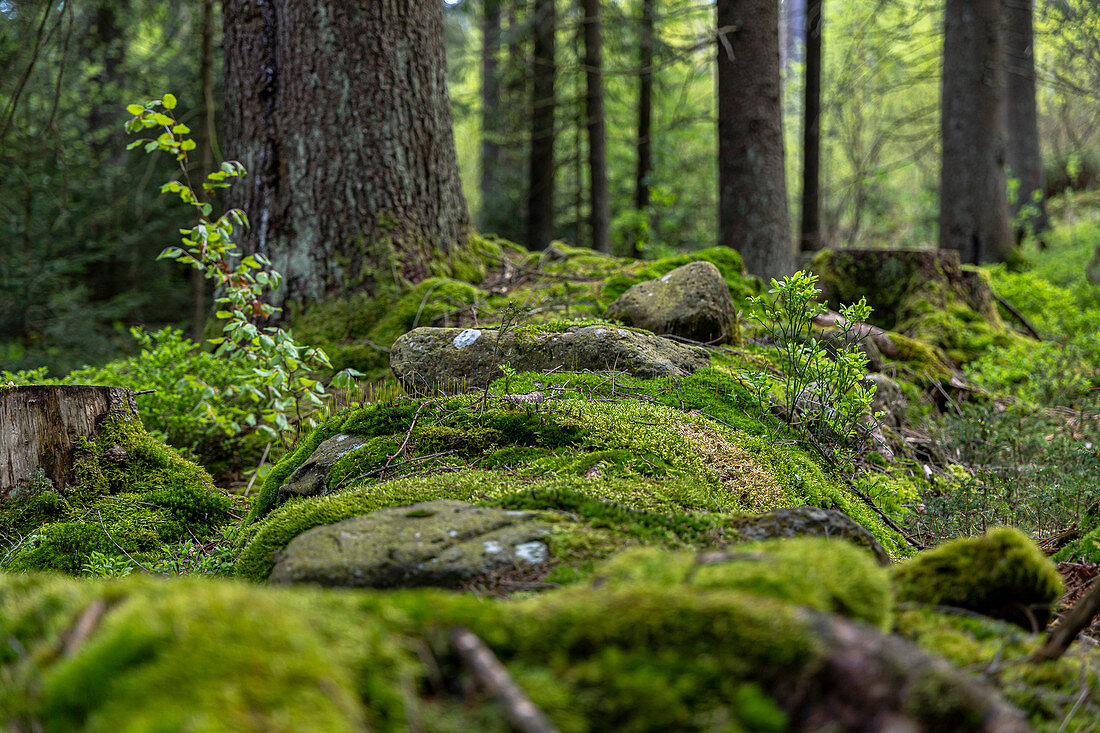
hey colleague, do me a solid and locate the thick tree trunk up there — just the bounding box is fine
[635,0,655,253]
[192,0,218,341]
[0,386,138,498]
[527,0,556,251]
[716,0,794,281]
[1003,0,1049,240]
[800,0,823,254]
[939,0,1013,264]
[480,0,505,233]
[582,0,610,253]
[222,0,470,309]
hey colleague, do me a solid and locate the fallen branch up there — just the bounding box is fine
[992,292,1044,340]
[1031,576,1100,663]
[449,627,560,733]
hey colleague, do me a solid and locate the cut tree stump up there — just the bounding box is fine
[0,385,139,499]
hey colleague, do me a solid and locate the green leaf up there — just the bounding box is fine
[162,93,177,109]
[180,139,197,151]
[126,104,145,116]
[171,123,190,134]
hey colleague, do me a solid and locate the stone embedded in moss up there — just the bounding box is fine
[269,500,555,588]
[893,527,1064,629]
[604,261,741,345]
[389,324,710,392]
[728,506,891,565]
[275,433,371,503]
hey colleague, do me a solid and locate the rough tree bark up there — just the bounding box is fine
[939,0,1013,264]
[800,0,823,254]
[480,0,505,233]
[1003,0,1049,240]
[0,386,138,498]
[527,0,557,251]
[222,0,470,309]
[716,0,794,281]
[582,0,610,253]
[635,0,655,214]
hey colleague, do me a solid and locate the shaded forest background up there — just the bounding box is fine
[2,0,1099,373]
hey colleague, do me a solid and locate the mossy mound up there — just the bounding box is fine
[896,607,1100,731]
[892,527,1064,629]
[594,539,893,629]
[292,239,758,377]
[1,540,1030,732]
[0,411,231,575]
[812,248,1023,366]
[235,368,904,581]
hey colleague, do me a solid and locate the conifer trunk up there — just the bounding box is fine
[716,0,794,280]
[222,0,470,309]
[582,0,610,253]
[635,0,655,258]
[800,0,823,254]
[527,0,557,250]
[1003,0,1049,239]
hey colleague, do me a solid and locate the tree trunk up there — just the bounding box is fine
[0,386,138,498]
[1003,0,1049,240]
[222,0,470,310]
[716,0,794,281]
[800,0,823,254]
[527,0,556,251]
[634,0,655,258]
[480,0,505,233]
[192,0,218,341]
[582,0,610,253]
[939,0,1013,264]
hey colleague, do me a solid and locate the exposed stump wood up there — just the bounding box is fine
[0,385,138,499]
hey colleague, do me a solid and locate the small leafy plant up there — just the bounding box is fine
[123,94,362,443]
[739,271,879,460]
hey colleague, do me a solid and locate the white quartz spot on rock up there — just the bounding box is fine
[452,328,482,349]
[515,541,549,564]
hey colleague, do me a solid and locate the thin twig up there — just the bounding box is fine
[96,509,151,573]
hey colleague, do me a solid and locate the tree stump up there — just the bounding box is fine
[0,385,138,499]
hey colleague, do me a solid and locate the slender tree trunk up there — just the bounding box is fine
[1003,0,1049,240]
[527,0,556,251]
[582,0,610,253]
[939,0,1013,264]
[800,0,823,254]
[480,0,504,233]
[192,0,218,341]
[222,0,470,309]
[635,0,654,235]
[716,0,793,280]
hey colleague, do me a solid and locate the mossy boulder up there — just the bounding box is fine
[1,546,1033,732]
[389,325,709,392]
[276,433,371,503]
[604,261,740,345]
[812,248,1021,366]
[269,500,554,588]
[237,384,905,582]
[0,405,231,575]
[893,527,1064,629]
[727,505,891,565]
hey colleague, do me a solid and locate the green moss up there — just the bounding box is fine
[594,538,892,628]
[600,246,760,313]
[0,412,230,575]
[895,607,1100,731]
[892,527,1064,629]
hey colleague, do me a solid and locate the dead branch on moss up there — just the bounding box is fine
[1032,576,1100,663]
[449,627,561,733]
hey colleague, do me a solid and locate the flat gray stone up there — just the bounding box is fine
[390,325,709,392]
[269,500,554,588]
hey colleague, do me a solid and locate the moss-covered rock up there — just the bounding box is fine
[269,500,555,588]
[594,538,893,628]
[0,408,231,575]
[604,261,740,345]
[1,547,1033,732]
[727,505,890,565]
[893,527,1064,629]
[389,324,710,392]
[237,383,905,581]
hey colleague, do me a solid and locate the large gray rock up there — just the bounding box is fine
[276,434,371,503]
[604,261,739,344]
[269,500,554,588]
[390,324,709,392]
[731,506,891,565]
